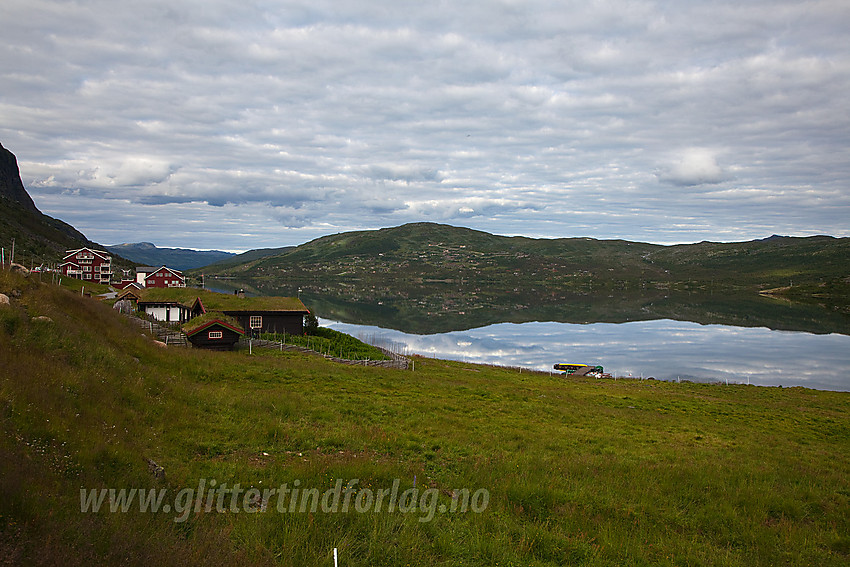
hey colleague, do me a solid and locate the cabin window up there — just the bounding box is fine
[249,315,263,329]
[208,331,223,339]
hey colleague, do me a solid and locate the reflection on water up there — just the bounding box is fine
[200,278,850,391]
[201,278,850,335]
[321,318,850,392]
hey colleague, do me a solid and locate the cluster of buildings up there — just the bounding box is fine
[59,247,186,289]
[59,247,309,350]
[116,287,310,350]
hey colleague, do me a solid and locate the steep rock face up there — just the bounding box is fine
[0,142,39,212]
[0,141,108,264]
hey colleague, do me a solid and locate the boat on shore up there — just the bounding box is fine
[554,363,604,377]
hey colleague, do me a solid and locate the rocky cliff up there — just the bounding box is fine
[0,142,39,212]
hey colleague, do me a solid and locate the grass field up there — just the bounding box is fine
[1,267,849,566]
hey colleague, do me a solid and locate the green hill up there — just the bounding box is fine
[194,223,850,332]
[198,245,295,273]
[200,223,849,292]
[2,266,850,566]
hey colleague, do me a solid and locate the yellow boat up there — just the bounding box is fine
[554,363,603,375]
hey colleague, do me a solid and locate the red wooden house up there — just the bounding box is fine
[60,248,113,284]
[139,266,186,288]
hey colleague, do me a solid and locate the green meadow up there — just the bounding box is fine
[1,268,849,566]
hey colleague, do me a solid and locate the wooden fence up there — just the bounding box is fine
[122,314,410,369]
[240,338,410,369]
[123,314,188,347]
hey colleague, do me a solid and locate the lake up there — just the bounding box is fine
[203,280,849,391]
[321,318,850,392]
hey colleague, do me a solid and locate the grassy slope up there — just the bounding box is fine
[2,267,849,566]
[199,246,296,273]
[648,235,850,287]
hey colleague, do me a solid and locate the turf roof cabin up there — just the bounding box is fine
[116,288,142,303]
[138,288,310,335]
[136,295,193,323]
[183,313,244,351]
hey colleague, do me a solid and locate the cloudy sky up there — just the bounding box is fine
[2,0,848,251]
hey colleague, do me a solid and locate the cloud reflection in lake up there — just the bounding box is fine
[321,318,850,392]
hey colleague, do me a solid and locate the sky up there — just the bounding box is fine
[2,0,849,251]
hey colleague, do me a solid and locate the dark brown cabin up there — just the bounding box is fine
[185,319,245,351]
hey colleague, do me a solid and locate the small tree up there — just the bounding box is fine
[303,312,319,335]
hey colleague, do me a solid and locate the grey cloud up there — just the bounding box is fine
[2,0,849,249]
[360,165,444,184]
[136,194,200,206]
[657,148,731,187]
[360,197,409,215]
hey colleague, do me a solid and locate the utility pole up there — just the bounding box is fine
[10,238,15,265]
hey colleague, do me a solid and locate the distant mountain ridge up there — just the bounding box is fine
[106,242,235,271]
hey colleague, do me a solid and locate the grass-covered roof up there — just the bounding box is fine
[182,311,244,336]
[138,287,308,312]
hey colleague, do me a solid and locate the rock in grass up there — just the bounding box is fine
[145,458,165,480]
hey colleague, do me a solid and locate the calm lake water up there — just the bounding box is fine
[203,280,849,392]
[321,318,850,392]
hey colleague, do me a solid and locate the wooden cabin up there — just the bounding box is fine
[184,314,244,351]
